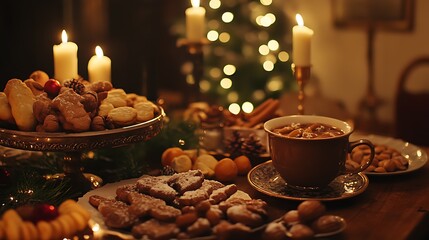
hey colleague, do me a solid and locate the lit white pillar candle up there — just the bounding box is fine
[53,30,78,83]
[88,46,111,83]
[185,0,206,41]
[292,14,314,66]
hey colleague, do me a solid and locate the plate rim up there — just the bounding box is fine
[247,160,369,201]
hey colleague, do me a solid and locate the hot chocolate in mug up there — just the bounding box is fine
[264,115,375,189]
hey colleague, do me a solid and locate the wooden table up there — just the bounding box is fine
[235,147,429,240]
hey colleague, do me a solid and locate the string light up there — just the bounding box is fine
[242,101,254,113]
[186,74,195,84]
[263,61,274,71]
[223,64,236,75]
[219,32,231,43]
[207,30,219,41]
[222,12,234,23]
[200,79,211,92]
[258,45,270,55]
[227,91,239,102]
[266,76,283,91]
[228,103,241,115]
[209,67,222,78]
[252,90,266,101]
[209,0,221,9]
[220,78,232,89]
[278,51,290,62]
[257,13,276,27]
[260,0,272,6]
[268,40,279,51]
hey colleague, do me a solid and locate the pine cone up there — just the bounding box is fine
[160,165,176,175]
[63,78,85,95]
[241,134,266,160]
[225,131,245,159]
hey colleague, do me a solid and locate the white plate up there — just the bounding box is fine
[77,178,256,240]
[350,133,428,176]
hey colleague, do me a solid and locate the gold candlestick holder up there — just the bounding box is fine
[293,65,311,115]
[177,38,210,104]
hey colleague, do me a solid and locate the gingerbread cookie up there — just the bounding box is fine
[131,219,180,240]
[51,89,91,132]
[97,199,138,228]
[168,170,205,194]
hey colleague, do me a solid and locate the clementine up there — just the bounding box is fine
[161,147,184,166]
[214,158,238,182]
[234,155,252,175]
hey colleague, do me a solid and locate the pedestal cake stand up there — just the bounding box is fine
[0,106,165,194]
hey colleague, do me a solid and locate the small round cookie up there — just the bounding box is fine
[98,103,115,117]
[134,101,155,122]
[103,89,127,107]
[108,106,138,127]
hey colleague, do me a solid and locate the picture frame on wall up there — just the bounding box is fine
[331,0,414,31]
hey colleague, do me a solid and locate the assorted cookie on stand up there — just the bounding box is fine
[0,70,158,133]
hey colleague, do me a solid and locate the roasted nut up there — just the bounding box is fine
[289,223,314,240]
[349,144,408,173]
[297,201,326,222]
[282,210,299,225]
[262,222,288,240]
[311,215,344,234]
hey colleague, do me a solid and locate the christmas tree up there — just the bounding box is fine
[175,0,294,112]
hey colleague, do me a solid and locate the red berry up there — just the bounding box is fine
[44,79,61,98]
[32,204,59,222]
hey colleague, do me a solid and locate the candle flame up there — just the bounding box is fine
[95,46,104,57]
[61,30,68,43]
[296,14,304,26]
[191,0,200,8]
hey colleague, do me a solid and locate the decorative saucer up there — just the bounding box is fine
[248,160,369,201]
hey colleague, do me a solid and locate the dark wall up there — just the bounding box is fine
[0,0,187,102]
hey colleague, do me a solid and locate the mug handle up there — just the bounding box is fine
[344,139,375,174]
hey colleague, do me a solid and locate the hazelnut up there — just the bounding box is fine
[262,222,288,240]
[282,210,300,225]
[297,200,326,222]
[91,116,106,131]
[311,215,344,234]
[289,223,315,240]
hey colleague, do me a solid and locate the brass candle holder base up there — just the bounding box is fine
[293,65,311,115]
[177,38,210,104]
